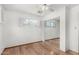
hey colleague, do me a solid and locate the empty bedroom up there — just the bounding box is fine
[0,4,79,55]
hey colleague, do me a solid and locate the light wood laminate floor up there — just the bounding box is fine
[2,38,79,55]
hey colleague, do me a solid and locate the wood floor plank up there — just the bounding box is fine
[2,39,79,55]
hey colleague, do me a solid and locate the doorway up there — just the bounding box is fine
[43,17,60,54]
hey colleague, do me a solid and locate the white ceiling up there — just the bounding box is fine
[3,4,41,15]
[2,4,78,16]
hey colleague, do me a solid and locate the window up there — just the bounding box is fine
[44,20,56,27]
[23,19,39,26]
[24,19,30,24]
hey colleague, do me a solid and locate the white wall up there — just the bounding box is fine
[0,6,5,54]
[0,24,4,54]
[3,8,61,48]
[3,10,42,47]
[60,7,66,51]
[44,20,60,40]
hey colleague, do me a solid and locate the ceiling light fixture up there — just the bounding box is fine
[41,4,48,11]
[37,4,49,14]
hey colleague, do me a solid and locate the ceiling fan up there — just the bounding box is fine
[37,4,54,14]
